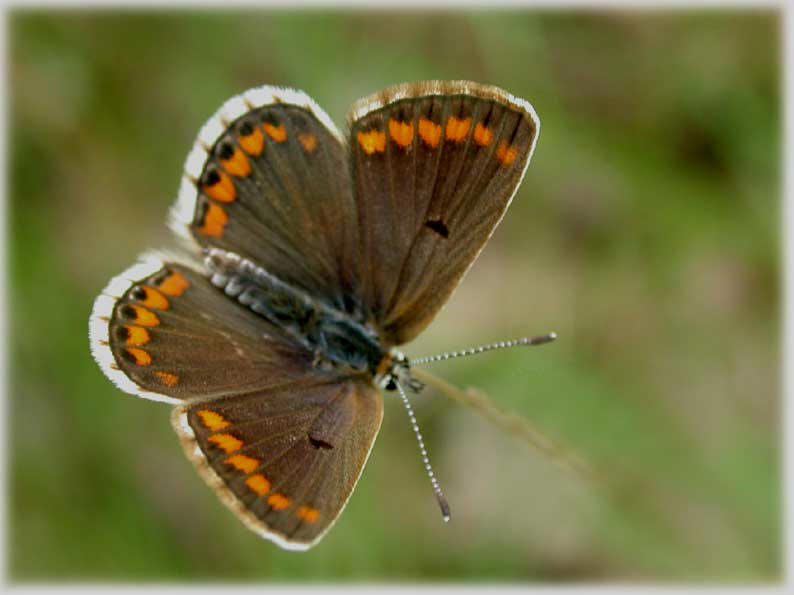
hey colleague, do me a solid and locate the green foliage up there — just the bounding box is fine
[8,9,779,582]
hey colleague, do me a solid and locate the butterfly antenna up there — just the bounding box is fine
[395,380,451,522]
[412,332,557,366]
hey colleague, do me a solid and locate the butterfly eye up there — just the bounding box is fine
[384,378,397,392]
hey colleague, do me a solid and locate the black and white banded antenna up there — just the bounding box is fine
[412,332,557,366]
[396,332,556,522]
[395,380,451,522]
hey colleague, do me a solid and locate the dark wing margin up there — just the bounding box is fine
[171,379,383,550]
[169,86,361,313]
[347,80,540,345]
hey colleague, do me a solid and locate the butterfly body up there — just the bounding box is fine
[205,246,393,379]
[89,81,539,550]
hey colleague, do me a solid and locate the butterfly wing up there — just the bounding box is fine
[347,80,540,344]
[172,379,382,550]
[89,255,320,403]
[89,256,383,549]
[170,86,361,311]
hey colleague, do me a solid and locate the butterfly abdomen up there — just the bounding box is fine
[206,248,386,376]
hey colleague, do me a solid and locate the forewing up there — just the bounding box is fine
[89,254,321,404]
[348,80,539,344]
[170,86,360,310]
[172,379,383,550]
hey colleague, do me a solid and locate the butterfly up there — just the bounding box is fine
[89,80,539,550]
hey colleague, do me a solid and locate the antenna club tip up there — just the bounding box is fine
[438,496,451,522]
[527,332,557,345]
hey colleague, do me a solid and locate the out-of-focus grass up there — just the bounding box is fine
[8,9,779,582]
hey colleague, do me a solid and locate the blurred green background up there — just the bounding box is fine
[9,9,779,582]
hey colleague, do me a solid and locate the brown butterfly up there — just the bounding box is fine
[89,81,540,550]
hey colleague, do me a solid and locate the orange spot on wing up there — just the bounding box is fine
[418,118,442,148]
[208,432,243,453]
[125,347,152,366]
[239,127,265,155]
[297,133,317,152]
[198,203,228,238]
[225,454,260,474]
[154,371,179,387]
[263,123,287,142]
[445,116,471,142]
[124,325,150,346]
[127,305,160,327]
[389,119,414,148]
[297,505,320,523]
[357,129,386,154]
[137,286,169,310]
[202,170,236,202]
[197,409,230,431]
[245,473,271,495]
[268,493,290,510]
[157,271,190,296]
[473,122,493,146]
[221,147,251,177]
[496,141,519,165]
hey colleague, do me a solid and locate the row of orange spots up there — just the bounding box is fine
[227,452,320,520]
[196,408,320,523]
[119,272,189,384]
[198,118,319,240]
[245,474,318,520]
[222,453,294,512]
[358,115,521,167]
